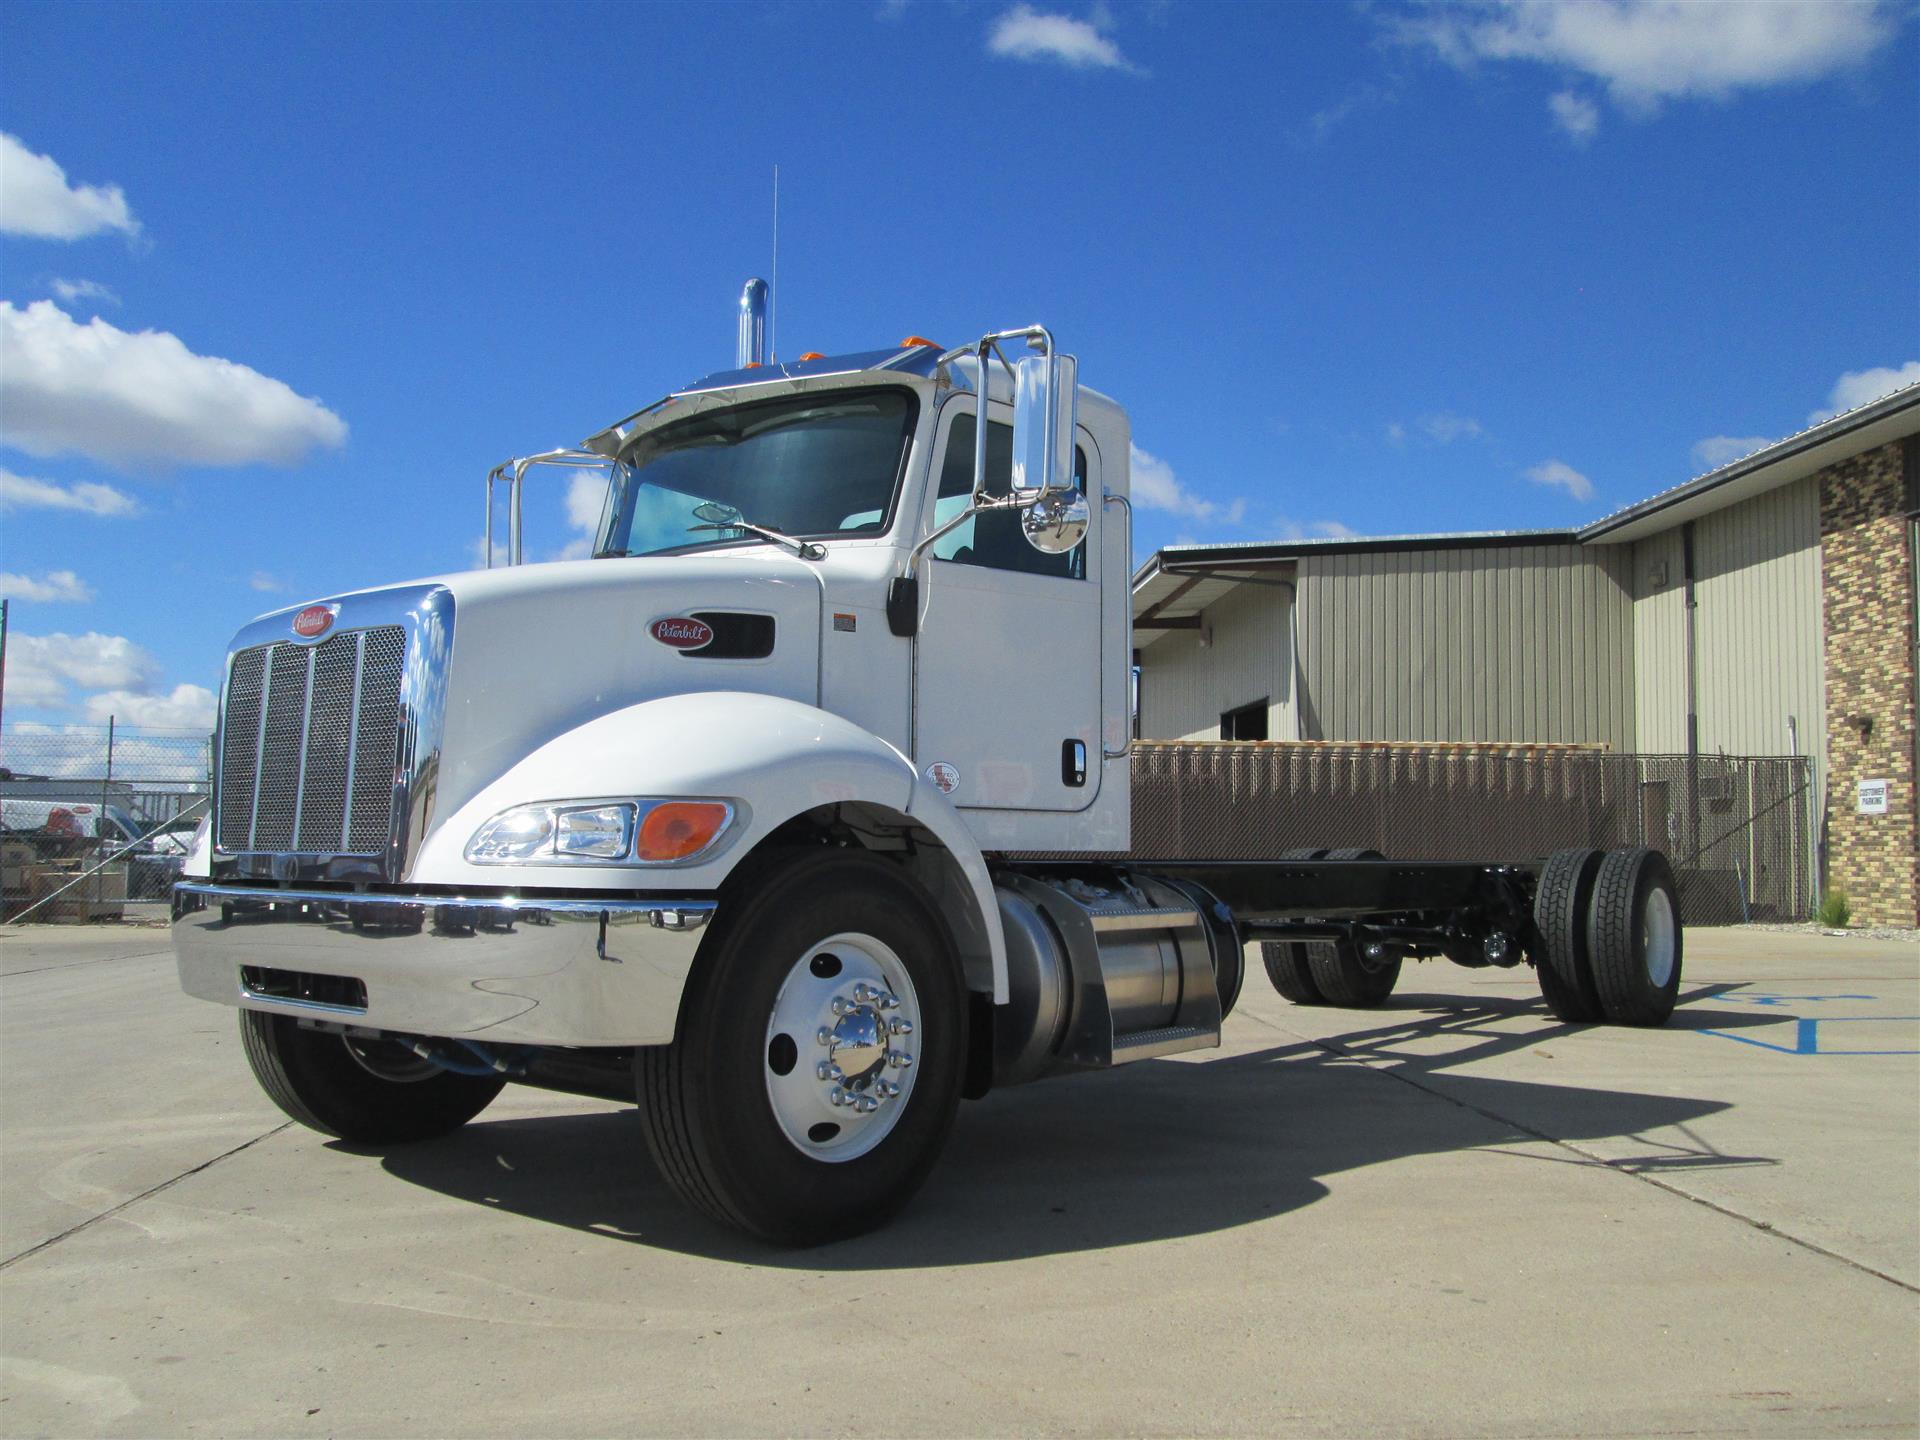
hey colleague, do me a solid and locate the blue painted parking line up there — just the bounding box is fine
[1719,993,1877,1006]
[1699,1017,1920,1056]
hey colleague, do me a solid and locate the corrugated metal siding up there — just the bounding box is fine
[1289,543,1636,746]
[1631,528,1687,752]
[1630,476,1825,794]
[1137,579,1296,741]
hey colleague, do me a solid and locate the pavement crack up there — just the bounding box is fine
[0,1123,293,1272]
[1246,1009,1920,1298]
[0,949,175,979]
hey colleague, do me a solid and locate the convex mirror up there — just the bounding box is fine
[1022,489,1091,554]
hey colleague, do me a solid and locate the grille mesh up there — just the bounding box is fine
[217,626,406,857]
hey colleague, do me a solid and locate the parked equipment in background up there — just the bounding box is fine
[171,294,1684,1244]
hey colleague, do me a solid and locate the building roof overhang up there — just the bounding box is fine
[1579,382,1920,545]
[1130,529,1576,644]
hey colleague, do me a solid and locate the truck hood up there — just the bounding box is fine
[369,553,825,827]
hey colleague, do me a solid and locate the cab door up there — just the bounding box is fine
[911,399,1102,815]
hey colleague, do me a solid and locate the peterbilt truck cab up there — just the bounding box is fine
[176,314,1184,1243]
[174,294,1686,1245]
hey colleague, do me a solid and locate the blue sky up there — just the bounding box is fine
[2,0,1915,734]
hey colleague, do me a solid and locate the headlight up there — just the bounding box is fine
[465,799,735,866]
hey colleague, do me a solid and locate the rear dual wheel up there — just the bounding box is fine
[1531,847,1682,1027]
[1260,849,1401,1008]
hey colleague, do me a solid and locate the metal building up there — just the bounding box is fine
[1132,383,1920,925]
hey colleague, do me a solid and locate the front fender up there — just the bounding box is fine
[409,691,1007,999]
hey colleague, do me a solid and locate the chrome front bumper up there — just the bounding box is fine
[172,883,714,1047]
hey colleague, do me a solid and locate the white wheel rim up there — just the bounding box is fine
[1642,887,1677,988]
[763,931,921,1163]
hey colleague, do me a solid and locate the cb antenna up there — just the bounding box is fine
[770,164,779,364]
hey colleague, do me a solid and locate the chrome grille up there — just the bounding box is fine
[217,626,406,856]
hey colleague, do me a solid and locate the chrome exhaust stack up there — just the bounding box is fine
[736,277,769,367]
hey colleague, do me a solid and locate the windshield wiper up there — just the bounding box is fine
[686,504,825,561]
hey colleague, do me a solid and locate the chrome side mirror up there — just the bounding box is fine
[1022,489,1091,554]
[1011,349,1078,499]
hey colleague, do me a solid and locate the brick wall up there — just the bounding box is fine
[1819,440,1919,926]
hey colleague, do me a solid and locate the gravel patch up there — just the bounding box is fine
[1733,921,1920,945]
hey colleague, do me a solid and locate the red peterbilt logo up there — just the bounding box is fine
[650,616,714,650]
[292,605,336,639]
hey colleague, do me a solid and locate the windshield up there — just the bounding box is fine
[598,387,918,559]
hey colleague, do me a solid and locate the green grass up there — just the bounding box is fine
[1815,890,1852,929]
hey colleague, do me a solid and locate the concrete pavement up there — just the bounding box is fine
[1,923,1914,1437]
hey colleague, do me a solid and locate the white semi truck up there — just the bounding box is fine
[172,286,1684,1244]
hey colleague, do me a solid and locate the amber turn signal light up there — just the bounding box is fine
[636,802,731,862]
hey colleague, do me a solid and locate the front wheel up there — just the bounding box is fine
[238,1012,505,1144]
[636,849,967,1246]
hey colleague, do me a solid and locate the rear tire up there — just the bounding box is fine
[636,849,966,1246]
[1261,942,1323,1004]
[1261,849,1329,1004]
[1588,848,1683,1027]
[238,1012,505,1144]
[1531,848,1606,1023]
[1305,941,1401,1007]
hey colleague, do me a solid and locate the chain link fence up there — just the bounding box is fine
[2,724,212,913]
[1122,742,1815,925]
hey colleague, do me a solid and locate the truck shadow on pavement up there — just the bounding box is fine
[370,985,1782,1267]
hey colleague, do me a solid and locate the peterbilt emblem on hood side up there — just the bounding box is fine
[650,616,714,651]
[292,605,336,639]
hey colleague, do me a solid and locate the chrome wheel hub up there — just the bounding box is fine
[765,935,921,1161]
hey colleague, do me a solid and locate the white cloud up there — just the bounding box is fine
[1400,0,1897,109]
[0,467,138,517]
[1691,434,1774,470]
[249,571,286,593]
[49,277,119,308]
[1809,360,1920,423]
[1422,412,1484,443]
[565,471,606,532]
[1299,84,1392,145]
[1389,415,1483,445]
[0,569,93,603]
[989,4,1139,71]
[1549,89,1600,142]
[1525,458,1595,502]
[0,300,348,469]
[82,683,217,730]
[1271,516,1358,541]
[1129,443,1246,524]
[4,631,160,710]
[0,133,141,242]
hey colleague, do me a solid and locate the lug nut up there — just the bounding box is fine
[816,1026,833,1046]
[887,1051,913,1070]
[854,1096,879,1115]
[876,1080,900,1099]
[889,1018,913,1036]
[817,1061,843,1082]
[829,1086,847,1107]
[831,997,853,1016]
[877,991,900,1010]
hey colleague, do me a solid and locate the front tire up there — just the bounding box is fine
[238,1012,505,1144]
[636,849,967,1245]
